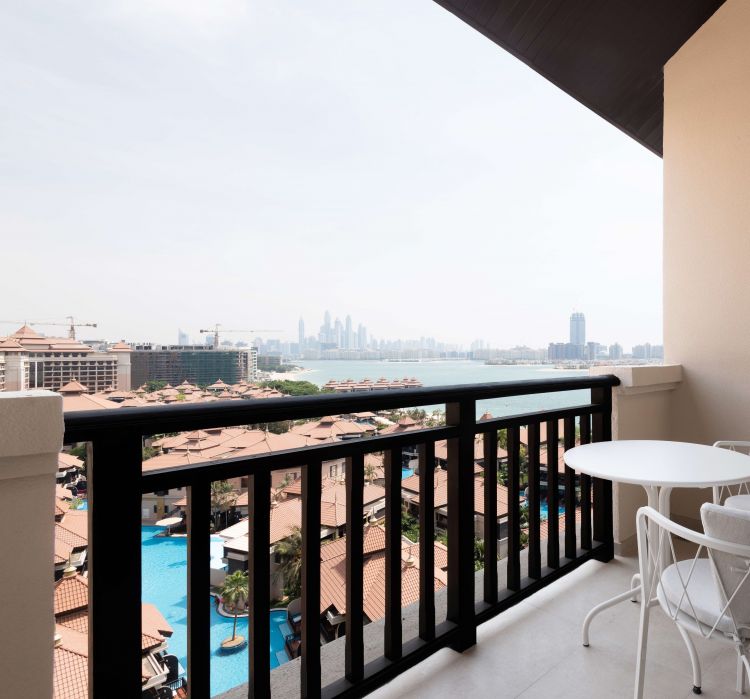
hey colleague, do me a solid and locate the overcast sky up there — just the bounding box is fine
[0,0,663,350]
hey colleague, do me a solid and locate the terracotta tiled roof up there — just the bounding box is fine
[290,416,375,440]
[319,525,447,622]
[54,521,88,565]
[53,575,173,699]
[401,469,511,518]
[57,610,88,634]
[59,380,89,394]
[58,453,83,470]
[54,575,88,615]
[519,419,565,446]
[0,337,25,351]
[61,392,121,412]
[433,436,508,462]
[11,324,41,338]
[220,497,303,548]
[54,644,88,699]
[379,416,423,434]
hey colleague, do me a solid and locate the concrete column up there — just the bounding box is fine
[0,391,63,699]
[590,365,682,555]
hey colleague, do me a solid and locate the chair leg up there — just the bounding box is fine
[737,651,750,695]
[676,625,702,694]
[631,573,641,603]
[634,593,651,699]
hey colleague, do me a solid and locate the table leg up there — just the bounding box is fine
[582,485,656,646]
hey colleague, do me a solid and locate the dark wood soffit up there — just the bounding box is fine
[431,0,726,157]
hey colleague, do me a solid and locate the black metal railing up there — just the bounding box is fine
[62,375,618,698]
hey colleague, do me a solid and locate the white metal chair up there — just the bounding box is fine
[635,503,750,698]
[713,441,750,510]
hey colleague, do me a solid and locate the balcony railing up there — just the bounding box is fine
[62,375,618,698]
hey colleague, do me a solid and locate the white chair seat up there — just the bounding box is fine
[657,559,746,638]
[725,494,750,511]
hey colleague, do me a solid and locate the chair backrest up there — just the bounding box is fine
[700,502,750,632]
[712,442,750,503]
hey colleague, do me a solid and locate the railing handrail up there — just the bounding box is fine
[63,374,619,440]
[67,375,617,699]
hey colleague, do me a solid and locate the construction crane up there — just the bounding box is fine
[199,324,282,350]
[0,316,97,340]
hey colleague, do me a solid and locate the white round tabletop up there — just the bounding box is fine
[563,440,750,488]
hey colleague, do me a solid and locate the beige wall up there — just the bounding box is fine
[590,365,682,553]
[663,0,750,521]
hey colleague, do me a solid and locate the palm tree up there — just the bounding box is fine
[364,460,377,484]
[211,480,238,530]
[274,526,303,599]
[221,570,248,642]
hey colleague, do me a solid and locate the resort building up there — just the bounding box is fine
[129,343,258,388]
[0,325,131,392]
[401,468,511,541]
[216,478,387,599]
[322,377,423,392]
[317,524,448,642]
[53,570,179,699]
[54,507,88,580]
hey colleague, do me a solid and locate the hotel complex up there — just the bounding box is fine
[0,325,131,392]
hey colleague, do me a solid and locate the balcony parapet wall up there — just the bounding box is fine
[589,365,682,554]
[0,390,63,699]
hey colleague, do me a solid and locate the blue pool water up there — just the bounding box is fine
[520,494,565,520]
[142,526,291,696]
[401,467,414,479]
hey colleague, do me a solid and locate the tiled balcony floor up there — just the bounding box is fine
[371,554,742,699]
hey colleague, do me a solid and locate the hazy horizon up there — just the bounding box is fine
[1,1,663,350]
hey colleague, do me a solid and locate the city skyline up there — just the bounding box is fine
[1,1,662,350]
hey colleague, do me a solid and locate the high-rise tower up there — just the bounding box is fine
[569,312,586,346]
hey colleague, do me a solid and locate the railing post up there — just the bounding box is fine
[186,478,211,699]
[592,387,615,562]
[90,430,144,697]
[446,400,476,651]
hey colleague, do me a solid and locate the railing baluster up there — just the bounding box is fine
[62,375,619,698]
[248,468,271,696]
[483,430,498,603]
[418,441,436,641]
[301,460,322,698]
[580,415,592,550]
[563,417,577,559]
[90,434,143,697]
[384,447,402,660]
[506,427,521,591]
[345,454,365,682]
[446,400,477,651]
[527,422,541,579]
[187,477,211,699]
[546,419,560,569]
[592,387,615,561]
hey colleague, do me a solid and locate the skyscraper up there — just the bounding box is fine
[344,315,354,350]
[334,318,343,348]
[298,317,305,349]
[357,324,367,351]
[177,328,189,345]
[570,312,586,346]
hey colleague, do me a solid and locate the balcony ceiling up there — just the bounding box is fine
[431,0,726,156]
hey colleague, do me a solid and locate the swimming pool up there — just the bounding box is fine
[142,526,291,696]
[401,467,414,479]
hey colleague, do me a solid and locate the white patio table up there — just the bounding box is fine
[563,440,750,646]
